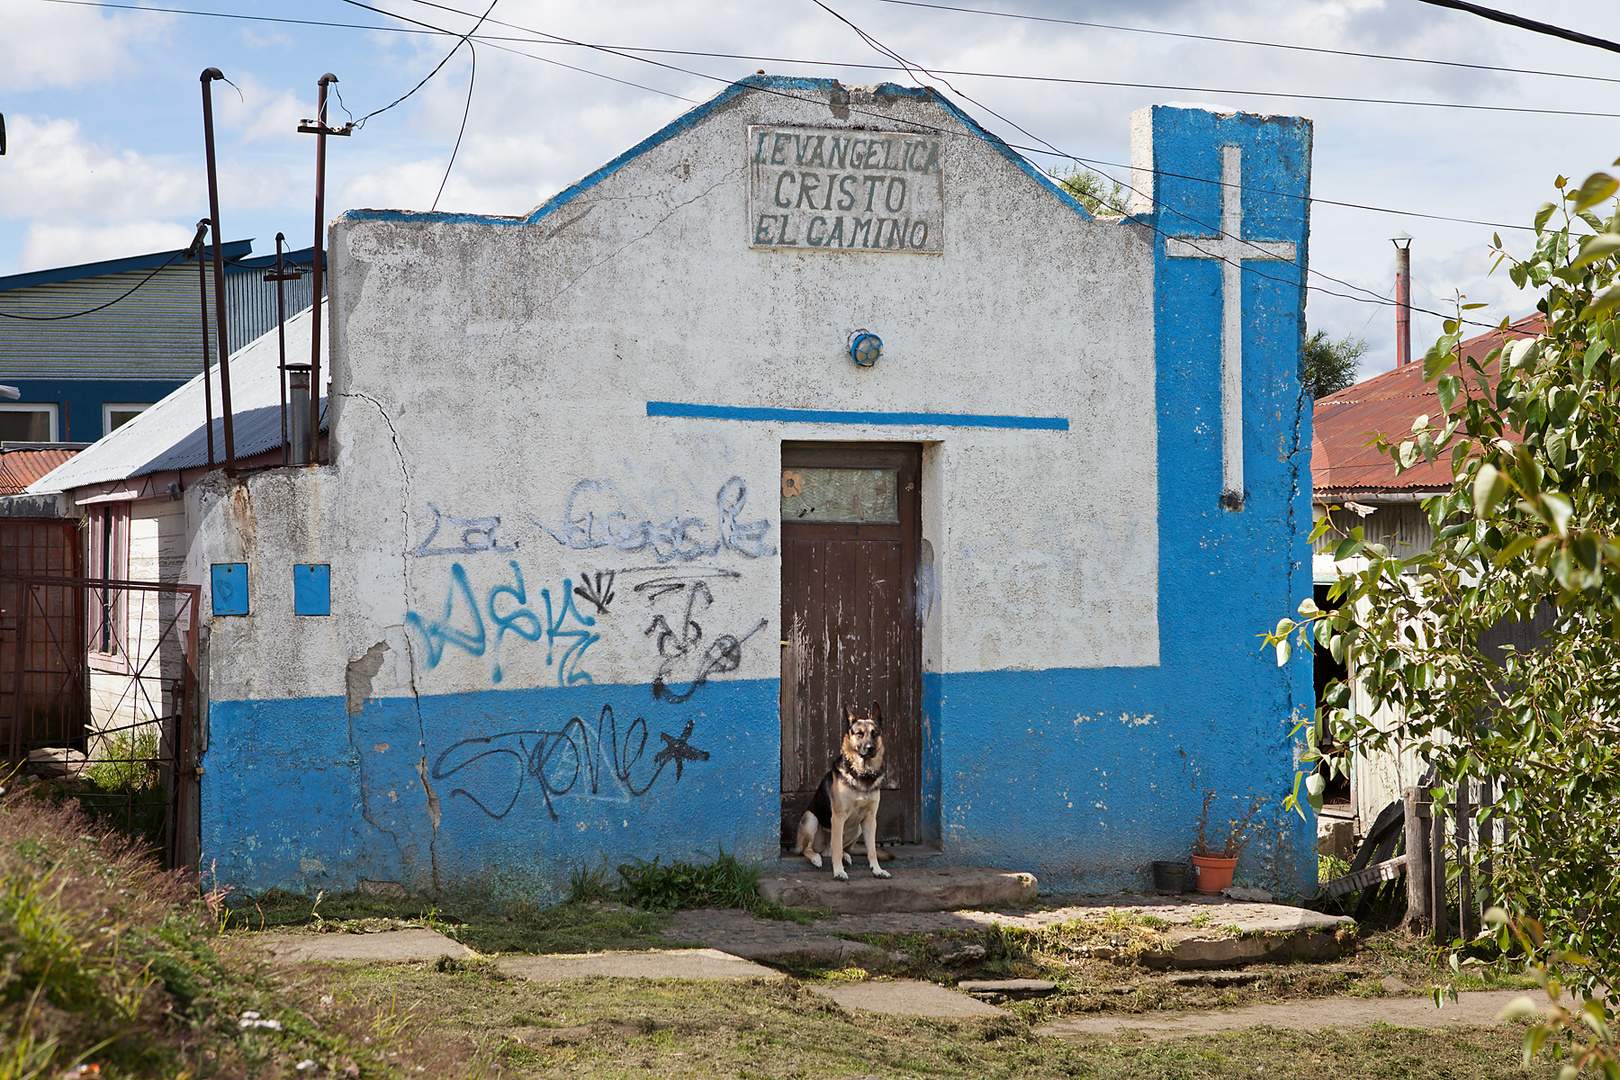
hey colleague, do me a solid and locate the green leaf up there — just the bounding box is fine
[1535,202,1558,232]
[1540,493,1574,536]
[1474,463,1509,518]
[1587,285,1620,320]
[1276,637,1292,667]
[1571,232,1620,270]
[1570,171,1620,213]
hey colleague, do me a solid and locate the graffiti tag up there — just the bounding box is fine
[432,706,710,820]
[413,503,516,557]
[405,561,599,685]
[538,477,775,562]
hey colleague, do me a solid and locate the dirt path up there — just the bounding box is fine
[1036,988,1537,1041]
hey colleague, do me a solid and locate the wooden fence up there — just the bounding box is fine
[1321,781,1500,943]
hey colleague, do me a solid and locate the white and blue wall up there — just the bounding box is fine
[188,77,1317,901]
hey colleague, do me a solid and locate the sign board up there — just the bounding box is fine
[748,125,944,253]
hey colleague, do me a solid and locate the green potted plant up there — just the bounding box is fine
[1190,790,1266,894]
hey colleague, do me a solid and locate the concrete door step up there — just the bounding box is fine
[758,865,1038,915]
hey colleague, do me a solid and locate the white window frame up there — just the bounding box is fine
[0,402,59,443]
[102,403,152,435]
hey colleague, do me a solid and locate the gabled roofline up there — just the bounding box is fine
[340,74,1094,227]
[0,239,255,293]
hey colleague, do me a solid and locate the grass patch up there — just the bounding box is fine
[0,777,495,1077]
[314,959,1537,1079]
[616,850,820,923]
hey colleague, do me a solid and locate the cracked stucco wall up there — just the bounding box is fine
[190,83,1313,899]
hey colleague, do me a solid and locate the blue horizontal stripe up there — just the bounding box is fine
[646,401,1069,431]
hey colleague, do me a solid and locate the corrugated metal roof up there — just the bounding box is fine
[28,305,329,493]
[1312,313,1544,495]
[0,448,81,496]
[0,240,252,292]
[0,242,320,378]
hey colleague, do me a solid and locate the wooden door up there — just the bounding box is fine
[780,443,922,846]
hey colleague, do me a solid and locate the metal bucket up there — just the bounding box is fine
[1152,860,1188,895]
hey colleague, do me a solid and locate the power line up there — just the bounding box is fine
[1416,0,1620,56]
[800,0,1502,330]
[430,0,502,212]
[24,0,1548,313]
[44,0,1620,121]
[880,0,1620,86]
[0,249,187,321]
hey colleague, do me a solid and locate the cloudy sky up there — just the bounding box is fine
[2,0,1617,378]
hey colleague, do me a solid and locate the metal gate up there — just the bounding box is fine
[0,571,201,869]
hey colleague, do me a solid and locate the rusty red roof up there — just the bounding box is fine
[0,447,82,497]
[1312,313,1545,496]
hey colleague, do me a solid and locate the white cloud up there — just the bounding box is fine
[19,220,195,271]
[0,116,195,222]
[0,0,169,91]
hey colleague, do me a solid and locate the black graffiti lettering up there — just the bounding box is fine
[433,705,710,821]
[573,569,616,614]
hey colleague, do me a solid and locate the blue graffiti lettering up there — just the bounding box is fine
[414,503,516,557]
[537,477,775,562]
[406,561,599,686]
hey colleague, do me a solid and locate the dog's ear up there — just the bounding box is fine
[844,704,857,729]
[870,700,884,728]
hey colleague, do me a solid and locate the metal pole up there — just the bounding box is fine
[273,234,289,465]
[189,220,215,469]
[1393,235,1413,368]
[200,69,237,475]
[308,74,337,466]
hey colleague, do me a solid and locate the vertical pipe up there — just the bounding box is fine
[275,233,289,466]
[194,223,215,470]
[200,69,237,475]
[309,74,338,467]
[1394,238,1413,367]
[10,586,28,762]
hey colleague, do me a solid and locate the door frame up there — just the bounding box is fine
[779,441,923,844]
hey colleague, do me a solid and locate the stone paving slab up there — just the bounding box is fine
[759,866,1038,915]
[255,929,471,965]
[498,948,786,982]
[1036,988,1539,1040]
[667,892,1353,969]
[809,979,1006,1018]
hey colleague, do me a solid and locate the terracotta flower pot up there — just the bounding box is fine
[1191,854,1238,894]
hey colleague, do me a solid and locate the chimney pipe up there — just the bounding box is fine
[1392,233,1413,367]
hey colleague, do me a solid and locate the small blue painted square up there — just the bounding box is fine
[211,563,249,616]
[294,564,331,616]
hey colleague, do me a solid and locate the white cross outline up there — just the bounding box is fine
[1164,145,1297,508]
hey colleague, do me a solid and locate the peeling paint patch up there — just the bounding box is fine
[299,858,325,874]
[1073,712,1156,727]
[346,641,389,715]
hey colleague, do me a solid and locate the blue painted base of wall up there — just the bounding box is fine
[201,679,781,905]
[203,664,1315,903]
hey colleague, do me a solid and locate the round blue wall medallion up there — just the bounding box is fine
[850,331,882,367]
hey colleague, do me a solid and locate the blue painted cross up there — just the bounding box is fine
[1164,145,1297,508]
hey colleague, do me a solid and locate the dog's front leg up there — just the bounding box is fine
[829,808,849,881]
[862,807,890,879]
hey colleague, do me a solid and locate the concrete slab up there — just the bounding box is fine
[809,979,1006,1018]
[254,929,470,965]
[1036,988,1540,1040]
[958,979,1057,998]
[498,948,785,982]
[758,866,1038,915]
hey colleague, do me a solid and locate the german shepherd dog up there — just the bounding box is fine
[795,703,892,881]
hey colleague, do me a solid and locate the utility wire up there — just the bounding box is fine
[430,0,501,211]
[42,0,1620,120]
[0,249,187,321]
[880,0,1620,86]
[347,0,496,128]
[26,0,1544,322]
[1416,0,1620,56]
